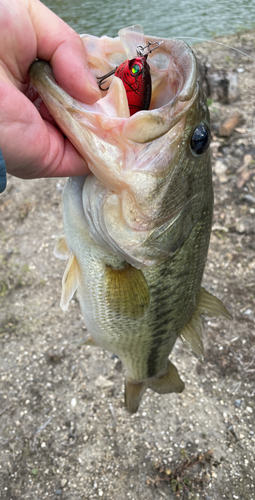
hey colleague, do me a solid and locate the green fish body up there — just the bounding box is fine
[30,26,231,413]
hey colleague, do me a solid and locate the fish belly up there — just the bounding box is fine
[62,178,213,384]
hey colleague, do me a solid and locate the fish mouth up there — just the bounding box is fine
[29,30,198,144]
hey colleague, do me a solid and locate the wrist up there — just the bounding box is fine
[0,149,7,193]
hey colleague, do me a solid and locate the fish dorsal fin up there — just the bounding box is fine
[180,287,232,361]
[125,379,147,414]
[60,253,79,311]
[105,263,150,318]
[197,287,232,320]
[149,360,185,394]
[54,236,70,260]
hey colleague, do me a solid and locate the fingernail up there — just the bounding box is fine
[85,69,101,97]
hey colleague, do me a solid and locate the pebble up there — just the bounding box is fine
[95,375,114,388]
[246,406,253,414]
[214,160,227,175]
[236,218,255,234]
[71,397,77,408]
[234,399,241,408]
[61,479,68,487]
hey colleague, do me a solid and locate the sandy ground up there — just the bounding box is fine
[0,31,255,500]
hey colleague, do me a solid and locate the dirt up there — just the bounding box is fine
[0,30,255,500]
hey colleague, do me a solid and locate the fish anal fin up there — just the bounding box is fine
[125,379,147,414]
[180,317,204,362]
[54,236,70,260]
[149,360,185,394]
[60,253,79,311]
[197,287,232,320]
[105,262,150,318]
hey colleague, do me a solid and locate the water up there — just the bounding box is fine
[42,0,255,41]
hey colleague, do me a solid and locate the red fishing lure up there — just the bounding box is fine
[97,41,159,116]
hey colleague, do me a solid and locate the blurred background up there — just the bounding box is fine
[42,0,255,41]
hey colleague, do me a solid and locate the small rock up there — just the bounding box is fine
[95,375,114,388]
[234,399,241,408]
[241,194,255,204]
[214,160,227,175]
[61,479,68,487]
[246,406,253,414]
[236,218,255,234]
[219,112,243,136]
[70,397,77,408]
[244,309,252,315]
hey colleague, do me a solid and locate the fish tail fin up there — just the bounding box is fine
[125,379,147,414]
[148,360,185,394]
[125,361,184,413]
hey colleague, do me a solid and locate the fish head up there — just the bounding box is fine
[29,25,212,268]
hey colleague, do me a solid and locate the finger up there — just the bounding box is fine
[40,121,91,178]
[0,80,90,179]
[30,0,100,103]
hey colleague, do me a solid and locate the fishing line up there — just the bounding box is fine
[172,36,255,63]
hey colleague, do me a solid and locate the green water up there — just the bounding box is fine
[42,0,255,41]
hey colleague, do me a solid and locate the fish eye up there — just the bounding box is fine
[131,63,142,75]
[190,123,211,155]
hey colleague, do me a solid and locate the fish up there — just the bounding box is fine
[29,25,231,414]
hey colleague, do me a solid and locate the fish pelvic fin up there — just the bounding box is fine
[60,253,79,311]
[180,287,232,362]
[105,262,150,318]
[54,236,70,260]
[148,360,185,394]
[125,379,148,414]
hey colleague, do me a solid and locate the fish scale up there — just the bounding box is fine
[29,25,231,413]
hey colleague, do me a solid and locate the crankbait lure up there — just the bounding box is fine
[97,41,160,116]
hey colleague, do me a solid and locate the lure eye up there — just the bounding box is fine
[131,63,141,75]
[190,123,211,155]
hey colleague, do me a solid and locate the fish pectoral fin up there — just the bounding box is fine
[60,253,79,311]
[125,379,148,414]
[105,263,150,318]
[197,287,232,320]
[72,335,98,347]
[149,361,185,394]
[54,236,70,260]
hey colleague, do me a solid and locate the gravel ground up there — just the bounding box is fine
[0,30,255,500]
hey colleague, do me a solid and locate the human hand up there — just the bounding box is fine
[0,0,100,179]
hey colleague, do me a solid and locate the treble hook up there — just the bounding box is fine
[136,41,161,57]
[96,40,161,91]
[97,68,117,91]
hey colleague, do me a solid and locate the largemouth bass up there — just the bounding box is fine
[29,25,231,413]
